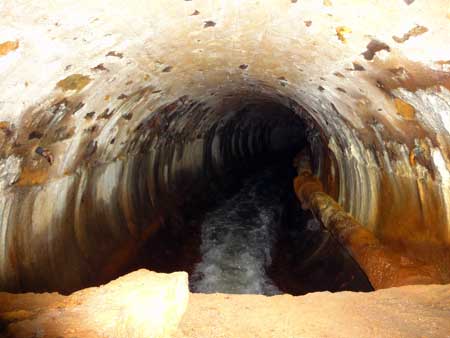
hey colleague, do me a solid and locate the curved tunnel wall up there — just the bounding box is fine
[0,92,307,292]
[0,0,450,292]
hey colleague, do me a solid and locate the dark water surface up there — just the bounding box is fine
[125,164,373,295]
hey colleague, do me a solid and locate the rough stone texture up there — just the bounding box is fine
[175,284,450,338]
[1,269,448,338]
[0,0,449,291]
[0,270,189,338]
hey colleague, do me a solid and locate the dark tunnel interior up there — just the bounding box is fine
[110,97,373,296]
[2,2,450,336]
[0,85,375,295]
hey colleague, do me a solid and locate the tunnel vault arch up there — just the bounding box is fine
[0,0,449,292]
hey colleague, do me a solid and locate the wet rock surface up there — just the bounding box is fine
[0,270,189,338]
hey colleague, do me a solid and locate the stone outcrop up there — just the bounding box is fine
[0,270,189,338]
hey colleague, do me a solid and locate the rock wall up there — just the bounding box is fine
[0,0,449,291]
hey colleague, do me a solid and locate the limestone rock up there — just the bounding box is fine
[0,269,189,338]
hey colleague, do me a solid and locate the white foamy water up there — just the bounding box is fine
[191,169,287,295]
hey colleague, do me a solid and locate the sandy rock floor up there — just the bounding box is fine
[1,270,449,338]
[175,284,450,338]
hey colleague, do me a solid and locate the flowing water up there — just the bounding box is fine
[190,167,291,295]
[127,164,373,296]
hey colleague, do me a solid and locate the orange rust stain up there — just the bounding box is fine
[294,169,445,288]
[336,26,352,43]
[376,173,423,242]
[0,40,19,57]
[0,121,11,130]
[323,0,332,6]
[295,176,443,289]
[15,167,49,187]
[372,52,450,92]
[104,95,111,101]
[56,74,91,92]
[409,149,416,166]
[394,98,415,120]
[375,171,449,249]
[293,150,449,287]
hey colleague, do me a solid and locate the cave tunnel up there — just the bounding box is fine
[0,0,450,337]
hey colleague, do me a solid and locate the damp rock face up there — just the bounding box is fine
[0,0,449,293]
[0,270,189,338]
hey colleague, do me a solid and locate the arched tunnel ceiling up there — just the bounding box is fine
[0,0,450,292]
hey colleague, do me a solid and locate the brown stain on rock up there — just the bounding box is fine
[84,111,95,119]
[0,121,12,130]
[28,131,43,140]
[393,25,428,43]
[435,60,450,67]
[357,53,450,151]
[352,62,365,71]
[91,63,108,72]
[204,21,216,28]
[106,51,123,58]
[394,98,415,120]
[362,40,390,60]
[0,40,19,57]
[56,74,91,92]
[409,149,416,166]
[122,112,133,120]
[98,108,112,119]
[372,53,450,92]
[375,171,450,264]
[15,167,49,187]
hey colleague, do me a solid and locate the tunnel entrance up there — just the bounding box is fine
[121,162,373,295]
[118,98,373,296]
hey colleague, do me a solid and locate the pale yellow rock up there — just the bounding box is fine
[0,269,189,338]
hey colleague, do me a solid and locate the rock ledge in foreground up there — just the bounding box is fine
[0,269,189,338]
